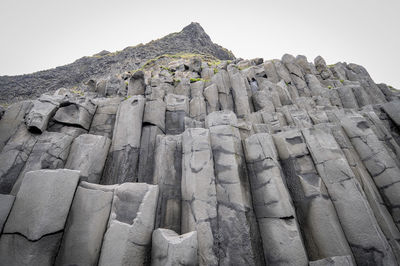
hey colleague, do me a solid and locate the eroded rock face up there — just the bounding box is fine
[1,41,400,266]
[55,184,113,266]
[65,134,111,183]
[101,96,145,184]
[98,183,159,266]
[181,128,218,266]
[53,97,97,130]
[0,169,80,266]
[151,229,198,266]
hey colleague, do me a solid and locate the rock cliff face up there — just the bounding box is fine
[0,22,400,266]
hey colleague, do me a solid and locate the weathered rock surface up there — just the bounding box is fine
[151,229,198,266]
[65,134,111,183]
[153,134,182,233]
[182,128,218,266]
[101,96,145,184]
[55,184,113,266]
[98,183,159,266]
[1,24,400,266]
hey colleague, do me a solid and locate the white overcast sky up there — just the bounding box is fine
[0,0,399,87]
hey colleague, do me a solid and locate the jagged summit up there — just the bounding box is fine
[0,22,234,104]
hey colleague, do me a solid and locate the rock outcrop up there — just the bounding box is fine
[0,22,400,266]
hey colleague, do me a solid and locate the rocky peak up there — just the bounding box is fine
[0,22,234,104]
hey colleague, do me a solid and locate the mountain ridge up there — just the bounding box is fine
[0,22,235,104]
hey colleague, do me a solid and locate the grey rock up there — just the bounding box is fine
[383,100,400,127]
[128,71,146,96]
[309,255,355,266]
[153,134,182,233]
[165,93,189,113]
[0,194,15,232]
[211,69,234,111]
[89,96,122,138]
[143,99,166,132]
[341,115,400,230]
[55,185,113,266]
[4,169,80,240]
[229,72,251,117]
[244,133,308,265]
[252,90,275,113]
[0,233,62,266]
[11,131,74,195]
[203,83,219,113]
[151,229,198,266]
[137,125,164,184]
[337,86,359,109]
[181,128,218,266]
[101,96,145,184]
[65,134,111,183]
[302,127,397,265]
[272,130,353,261]
[190,80,205,97]
[321,121,400,261]
[0,126,37,194]
[189,95,207,121]
[263,60,280,83]
[0,101,33,152]
[314,56,333,80]
[98,183,159,266]
[282,54,311,97]
[25,97,58,133]
[205,110,237,128]
[53,97,97,130]
[165,110,186,135]
[208,114,264,266]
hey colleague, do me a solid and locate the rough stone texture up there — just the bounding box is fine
[101,96,145,184]
[25,96,59,133]
[181,128,218,266]
[11,131,74,195]
[0,233,63,266]
[3,169,80,240]
[89,96,122,138]
[0,22,234,105]
[341,115,400,229]
[0,101,33,152]
[244,133,308,265]
[0,194,15,232]
[309,255,355,266]
[55,184,113,266]
[153,134,182,233]
[383,100,400,127]
[98,183,159,266]
[208,112,264,266]
[65,134,111,183]
[272,130,353,261]
[302,127,397,266]
[137,125,164,184]
[53,97,97,130]
[0,126,37,194]
[143,99,166,132]
[2,25,400,265]
[151,229,198,266]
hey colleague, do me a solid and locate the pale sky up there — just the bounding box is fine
[0,0,399,88]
